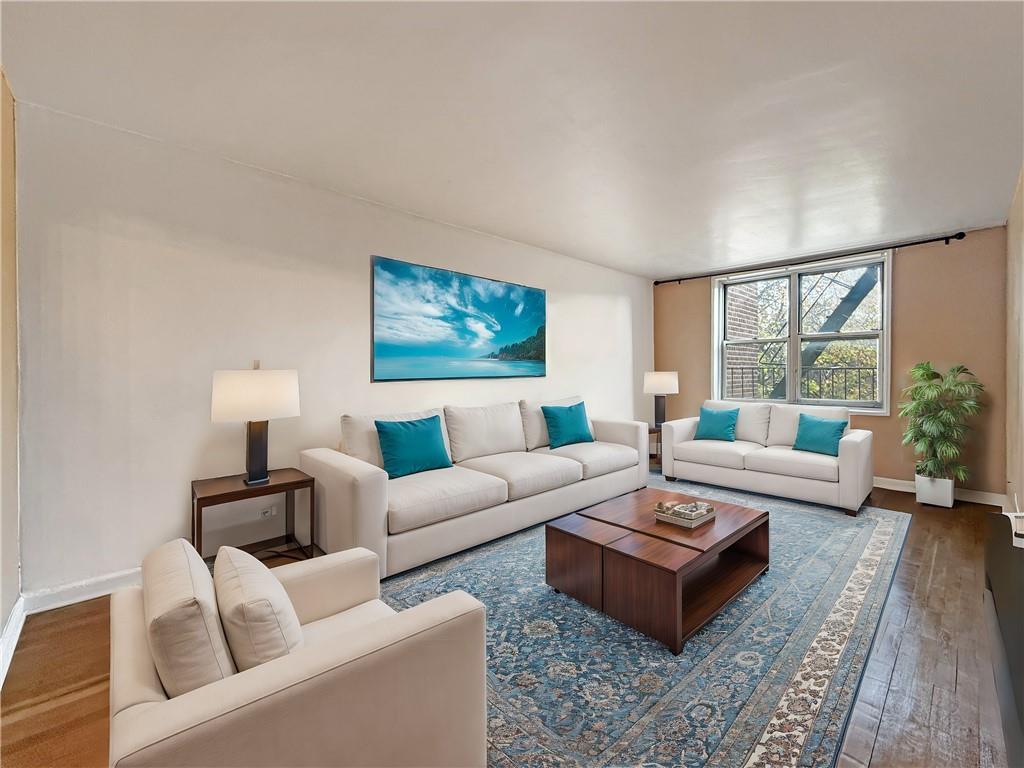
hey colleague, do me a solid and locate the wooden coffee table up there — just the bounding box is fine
[545,487,769,653]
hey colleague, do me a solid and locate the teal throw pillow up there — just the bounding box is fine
[374,415,453,479]
[542,401,594,449]
[792,412,848,456]
[694,406,739,441]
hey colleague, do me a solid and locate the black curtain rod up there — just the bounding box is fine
[653,230,967,285]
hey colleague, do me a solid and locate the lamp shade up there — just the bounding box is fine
[211,369,300,423]
[643,371,679,396]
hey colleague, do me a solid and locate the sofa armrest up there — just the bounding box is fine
[299,448,389,576]
[838,429,874,512]
[591,418,645,449]
[591,418,649,489]
[110,591,487,768]
[271,548,380,625]
[661,417,699,448]
[660,417,699,480]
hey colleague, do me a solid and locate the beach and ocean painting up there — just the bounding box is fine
[372,256,546,381]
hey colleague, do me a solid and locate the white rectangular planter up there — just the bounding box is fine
[915,474,954,507]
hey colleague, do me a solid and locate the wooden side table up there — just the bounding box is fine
[191,468,316,562]
[649,426,662,468]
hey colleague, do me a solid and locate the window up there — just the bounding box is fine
[712,252,890,413]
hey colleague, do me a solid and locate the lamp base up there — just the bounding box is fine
[654,395,667,428]
[245,420,270,486]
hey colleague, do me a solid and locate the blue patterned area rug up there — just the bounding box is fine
[381,477,909,767]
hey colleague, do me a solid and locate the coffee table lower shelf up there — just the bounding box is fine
[676,550,768,639]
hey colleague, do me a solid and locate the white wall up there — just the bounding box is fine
[15,103,653,594]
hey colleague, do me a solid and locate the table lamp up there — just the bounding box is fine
[211,363,300,486]
[644,371,678,428]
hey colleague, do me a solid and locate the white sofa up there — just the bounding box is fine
[661,400,873,514]
[301,398,648,577]
[110,542,486,767]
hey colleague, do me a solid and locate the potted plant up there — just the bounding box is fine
[899,362,984,507]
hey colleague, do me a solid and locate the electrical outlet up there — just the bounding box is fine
[258,506,278,520]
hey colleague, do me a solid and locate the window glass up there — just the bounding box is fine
[724,278,788,340]
[799,339,879,403]
[723,342,787,400]
[799,265,881,334]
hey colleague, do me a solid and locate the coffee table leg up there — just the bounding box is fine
[603,548,683,654]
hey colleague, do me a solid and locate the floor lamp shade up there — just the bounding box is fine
[212,370,300,485]
[643,371,678,427]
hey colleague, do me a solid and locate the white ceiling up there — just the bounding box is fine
[3,2,1022,279]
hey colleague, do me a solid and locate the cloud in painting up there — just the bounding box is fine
[465,317,495,347]
[373,267,461,344]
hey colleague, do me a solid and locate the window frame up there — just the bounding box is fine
[710,250,892,415]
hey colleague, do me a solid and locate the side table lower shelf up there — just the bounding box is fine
[239,539,326,565]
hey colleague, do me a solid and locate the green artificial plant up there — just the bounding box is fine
[899,363,984,483]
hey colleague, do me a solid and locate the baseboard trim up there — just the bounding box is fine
[873,476,1007,508]
[1,595,26,687]
[22,567,141,615]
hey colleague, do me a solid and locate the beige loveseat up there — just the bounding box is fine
[109,541,486,767]
[301,398,648,577]
[662,400,873,514]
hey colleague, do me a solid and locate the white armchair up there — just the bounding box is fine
[109,547,487,767]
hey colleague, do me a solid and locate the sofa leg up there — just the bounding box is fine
[664,476,677,482]
[845,509,858,517]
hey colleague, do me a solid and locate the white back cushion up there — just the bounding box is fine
[767,403,851,446]
[444,402,527,462]
[341,408,451,468]
[214,547,304,671]
[519,396,585,451]
[142,539,236,698]
[703,400,772,445]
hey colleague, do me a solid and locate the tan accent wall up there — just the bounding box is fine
[653,225,1008,494]
[1007,171,1023,511]
[1,70,20,628]
[653,276,711,420]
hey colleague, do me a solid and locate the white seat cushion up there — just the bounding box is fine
[388,466,508,534]
[702,400,772,445]
[766,403,850,447]
[744,445,839,482]
[341,408,452,467]
[673,439,762,470]
[301,599,396,645]
[142,539,236,698]
[444,402,527,462]
[459,451,582,501]
[533,441,638,479]
[214,547,304,671]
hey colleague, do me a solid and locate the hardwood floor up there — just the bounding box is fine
[1,597,110,767]
[837,489,1008,768]
[0,492,1009,768]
